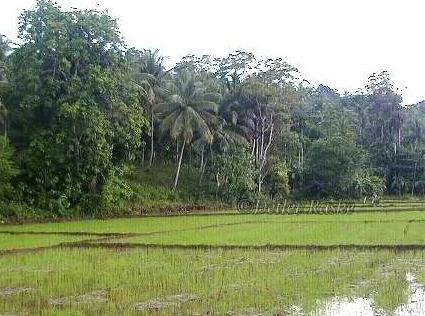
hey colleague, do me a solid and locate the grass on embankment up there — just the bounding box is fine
[0,247,423,315]
[0,233,98,250]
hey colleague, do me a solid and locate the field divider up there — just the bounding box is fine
[0,220,282,255]
[0,244,65,256]
[62,242,425,252]
[2,217,425,255]
[0,220,280,238]
[0,231,138,237]
[132,207,425,217]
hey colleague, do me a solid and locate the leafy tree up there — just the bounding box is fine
[224,79,277,192]
[0,35,11,137]
[0,103,7,137]
[362,71,404,188]
[0,35,10,82]
[264,160,290,199]
[9,0,147,209]
[397,104,425,195]
[301,92,384,198]
[304,135,363,197]
[0,136,18,200]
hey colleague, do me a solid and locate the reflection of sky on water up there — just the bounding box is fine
[395,273,425,316]
[312,273,425,316]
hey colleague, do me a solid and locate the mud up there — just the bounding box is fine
[133,293,199,310]
[47,290,108,306]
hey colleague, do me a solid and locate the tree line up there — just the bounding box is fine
[1,1,425,216]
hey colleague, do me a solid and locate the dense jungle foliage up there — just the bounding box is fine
[0,0,424,219]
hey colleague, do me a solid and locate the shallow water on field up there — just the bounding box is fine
[310,272,425,316]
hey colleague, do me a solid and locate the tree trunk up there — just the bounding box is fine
[173,139,186,190]
[258,174,262,193]
[200,145,204,171]
[209,143,214,162]
[300,129,304,167]
[141,144,145,167]
[412,160,417,196]
[148,112,154,168]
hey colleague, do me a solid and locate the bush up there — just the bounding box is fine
[208,148,257,203]
[100,174,134,211]
[303,136,379,198]
[0,136,18,200]
[264,161,290,199]
[353,171,386,198]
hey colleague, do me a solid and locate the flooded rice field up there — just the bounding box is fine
[0,247,424,315]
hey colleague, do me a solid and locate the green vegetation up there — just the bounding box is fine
[1,1,424,315]
[0,210,424,234]
[0,210,423,314]
[0,234,96,250]
[0,246,424,315]
[1,1,425,220]
[116,220,425,246]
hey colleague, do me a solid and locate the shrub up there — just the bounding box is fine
[100,174,133,211]
[264,161,290,199]
[353,171,386,198]
[0,136,18,200]
[208,148,257,203]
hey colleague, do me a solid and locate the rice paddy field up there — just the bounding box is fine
[1,199,425,315]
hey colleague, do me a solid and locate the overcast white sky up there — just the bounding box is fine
[1,0,424,104]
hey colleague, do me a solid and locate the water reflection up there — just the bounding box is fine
[395,273,425,316]
[314,272,425,316]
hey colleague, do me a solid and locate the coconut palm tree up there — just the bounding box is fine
[157,70,220,189]
[135,49,167,168]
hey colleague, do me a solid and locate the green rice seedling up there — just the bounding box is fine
[0,248,424,315]
[0,233,99,250]
[104,220,425,246]
[1,210,425,235]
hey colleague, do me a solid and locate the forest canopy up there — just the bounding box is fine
[1,0,424,218]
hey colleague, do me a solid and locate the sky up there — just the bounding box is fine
[1,0,424,105]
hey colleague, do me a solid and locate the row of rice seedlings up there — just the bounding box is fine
[2,210,425,236]
[104,220,425,246]
[0,214,256,234]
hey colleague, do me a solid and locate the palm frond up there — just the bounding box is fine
[193,100,219,113]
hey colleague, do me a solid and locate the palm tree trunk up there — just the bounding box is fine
[173,139,186,190]
[300,129,304,167]
[148,112,154,168]
[412,160,417,196]
[200,145,204,171]
[199,145,206,184]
